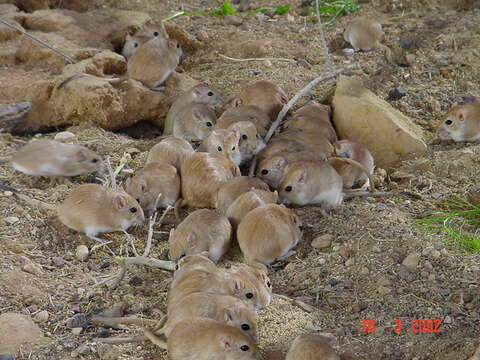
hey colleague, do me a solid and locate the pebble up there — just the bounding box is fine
[67,314,89,329]
[311,234,333,249]
[34,310,49,323]
[318,258,326,265]
[429,249,441,259]
[125,147,140,155]
[342,48,355,55]
[196,30,208,41]
[75,245,89,262]
[402,253,420,272]
[52,257,66,267]
[345,258,355,267]
[4,191,13,196]
[76,344,91,355]
[360,267,369,275]
[71,327,83,335]
[377,286,391,295]
[224,15,243,26]
[375,203,387,211]
[27,305,38,313]
[4,216,19,225]
[443,315,452,324]
[97,343,120,360]
[22,263,43,275]
[388,87,406,100]
[54,131,76,141]
[431,192,442,199]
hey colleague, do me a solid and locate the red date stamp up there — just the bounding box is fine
[361,318,442,334]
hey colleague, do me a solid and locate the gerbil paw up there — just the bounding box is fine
[276,250,296,262]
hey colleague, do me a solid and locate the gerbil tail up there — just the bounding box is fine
[0,182,56,211]
[173,198,185,223]
[98,335,149,344]
[328,157,376,192]
[142,328,168,349]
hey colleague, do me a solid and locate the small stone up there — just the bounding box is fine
[345,258,355,267]
[405,53,415,64]
[76,344,90,355]
[388,87,406,101]
[429,249,441,259]
[4,216,19,225]
[195,30,208,41]
[22,263,43,275]
[125,147,140,155]
[318,258,326,265]
[377,285,391,295]
[375,203,387,211]
[4,191,13,196]
[431,192,442,199]
[52,257,66,267]
[67,314,89,329]
[343,48,355,55]
[75,245,89,262]
[224,15,243,26]
[71,327,83,335]
[402,253,420,272]
[34,310,49,323]
[311,234,333,249]
[360,267,369,275]
[440,248,448,256]
[97,343,120,360]
[373,245,382,253]
[54,131,76,141]
[27,305,38,313]
[338,246,351,258]
[286,14,295,22]
[443,315,452,324]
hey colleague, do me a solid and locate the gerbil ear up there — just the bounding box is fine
[113,194,127,210]
[297,169,307,183]
[274,157,286,169]
[220,336,231,349]
[458,110,465,122]
[125,34,132,41]
[291,214,299,225]
[186,232,197,248]
[169,228,175,238]
[231,165,241,177]
[234,278,244,291]
[139,179,148,193]
[233,98,242,107]
[224,308,234,322]
[77,150,88,162]
[273,190,279,201]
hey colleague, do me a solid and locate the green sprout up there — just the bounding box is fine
[415,197,480,253]
[209,0,237,16]
[304,0,361,25]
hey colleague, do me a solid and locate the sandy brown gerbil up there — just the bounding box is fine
[173,252,217,279]
[343,17,390,55]
[256,151,322,189]
[216,105,271,136]
[330,140,374,190]
[122,22,169,60]
[164,84,224,136]
[436,102,480,142]
[278,161,343,211]
[168,209,232,263]
[181,152,241,208]
[234,80,288,120]
[226,189,278,229]
[172,103,218,141]
[286,334,343,360]
[198,129,242,165]
[237,203,303,265]
[166,318,259,360]
[146,136,194,170]
[125,161,180,213]
[216,176,270,214]
[225,264,272,308]
[161,293,257,340]
[228,121,266,165]
[11,139,102,177]
[57,184,145,243]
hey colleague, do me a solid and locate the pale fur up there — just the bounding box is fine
[343,17,385,51]
[11,139,101,177]
[436,102,480,142]
[225,263,272,308]
[226,189,278,229]
[168,209,232,263]
[164,84,224,135]
[125,161,180,212]
[237,204,303,265]
[122,23,169,59]
[279,161,344,208]
[181,152,241,208]
[286,334,341,360]
[167,318,259,360]
[173,253,217,280]
[173,103,217,141]
[234,80,288,120]
[198,129,242,165]
[216,105,271,136]
[57,184,145,236]
[228,121,266,165]
[146,136,194,170]
[216,176,269,214]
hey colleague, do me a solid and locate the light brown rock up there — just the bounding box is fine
[332,75,427,168]
[311,234,333,249]
[0,313,51,355]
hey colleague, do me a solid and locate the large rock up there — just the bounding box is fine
[332,75,427,168]
[0,313,51,355]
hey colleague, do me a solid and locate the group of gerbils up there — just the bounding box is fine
[5,15,480,360]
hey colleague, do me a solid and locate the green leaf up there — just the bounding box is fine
[274,5,290,15]
[221,0,237,15]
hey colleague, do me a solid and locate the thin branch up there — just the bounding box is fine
[0,18,74,64]
[219,54,296,63]
[90,316,158,327]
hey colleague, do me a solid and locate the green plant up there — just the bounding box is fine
[415,197,480,253]
[209,0,237,16]
[305,0,361,25]
[253,5,291,15]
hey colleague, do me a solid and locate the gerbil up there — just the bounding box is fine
[256,151,322,189]
[172,102,217,141]
[216,105,271,136]
[198,129,242,165]
[237,203,303,265]
[167,318,259,360]
[164,84,224,135]
[173,252,217,279]
[226,189,278,228]
[11,139,102,177]
[228,121,266,165]
[225,263,272,306]
[125,161,180,213]
[286,334,342,360]
[343,17,390,54]
[180,152,241,208]
[146,136,194,170]
[122,22,168,59]
[57,184,145,243]
[234,80,288,120]
[436,102,480,142]
[331,140,374,190]
[216,176,269,214]
[162,293,257,340]
[278,161,343,211]
[168,209,232,263]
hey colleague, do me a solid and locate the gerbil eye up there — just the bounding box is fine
[299,225,304,231]
[245,292,253,299]
[445,119,453,125]
[206,122,213,127]
[153,31,159,36]
[175,264,179,270]
[240,345,249,352]
[242,134,248,140]
[135,198,140,203]
[207,91,214,96]
[261,169,268,175]
[232,146,236,151]
[176,43,180,48]
[217,146,223,152]
[129,207,137,213]
[241,324,250,331]
[92,158,99,163]
[134,42,138,48]
[285,186,292,192]
[267,281,271,287]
